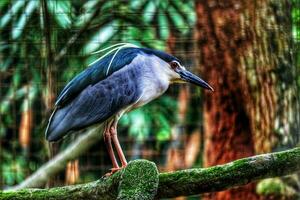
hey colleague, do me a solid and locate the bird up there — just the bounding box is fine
[45,43,213,174]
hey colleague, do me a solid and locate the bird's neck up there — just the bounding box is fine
[142,55,172,90]
[132,54,171,107]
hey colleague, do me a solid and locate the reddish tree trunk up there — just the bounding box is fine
[196,1,256,199]
[195,0,294,199]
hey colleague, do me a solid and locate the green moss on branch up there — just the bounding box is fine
[1,148,300,200]
[156,147,300,198]
[117,160,159,200]
[0,160,158,200]
[1,170,121,200]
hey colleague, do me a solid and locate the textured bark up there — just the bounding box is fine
[41,0,56,110]
[195,0,296,199]
[2,148,300,200]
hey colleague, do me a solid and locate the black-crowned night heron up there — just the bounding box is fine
[45,43,213,174]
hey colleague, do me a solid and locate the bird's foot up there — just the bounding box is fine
[104,165,127,177]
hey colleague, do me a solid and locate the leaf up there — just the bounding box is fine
[0,0,9,10]
[0,0,25,28]
[168,6,186,32]
[158,10,169,40]
[156,129,170,141]
[130,0,146,9]
[0,86,27,114]
[0,124,5,137]
[0,57,13,71]
[83,22,116,54]
[21,84,37,111]
[74,0,99,27]
[143,1,156,22]
[47,0,72,29]
[12,68,21,87]
[82,0,99,11]
[12,0,38,39]
[170,0,194,26]
[176,1,195,24]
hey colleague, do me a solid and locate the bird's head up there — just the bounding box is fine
[90,45,213,91]
[166,60,214,91]
[141,48,213,91]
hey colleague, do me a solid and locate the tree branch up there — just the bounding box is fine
[10,126,102,190]
[1,160,158,200]
[41,0,57,109]
[156,147,300,198]
[2,147,300,199]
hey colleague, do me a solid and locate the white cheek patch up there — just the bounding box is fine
[166,66,181,79]
[173,71,181,79]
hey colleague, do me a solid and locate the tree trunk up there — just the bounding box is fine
[195,0,296,199]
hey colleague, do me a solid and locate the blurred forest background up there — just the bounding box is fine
[0,0,299,199]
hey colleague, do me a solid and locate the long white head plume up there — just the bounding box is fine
[88,43,139,75]
[90,43,134,55]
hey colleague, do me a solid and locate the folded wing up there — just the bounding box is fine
[46,55,142,141]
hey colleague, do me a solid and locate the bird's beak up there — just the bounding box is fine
[178,69,214,91]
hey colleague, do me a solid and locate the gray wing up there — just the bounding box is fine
[45,65,141,141]
[55,47,140,107]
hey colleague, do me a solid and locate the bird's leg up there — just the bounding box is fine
[103,123,119,170]
[111,125,128,167]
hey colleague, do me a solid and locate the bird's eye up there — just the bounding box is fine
[170,61,179,70]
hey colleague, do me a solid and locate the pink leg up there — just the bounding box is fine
[111,126,128,167]
[103,123,119,170]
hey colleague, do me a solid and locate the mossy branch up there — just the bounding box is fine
[1,148,300,200]
[156,147,300,198]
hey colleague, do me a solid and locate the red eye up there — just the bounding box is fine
[170,62,178,69]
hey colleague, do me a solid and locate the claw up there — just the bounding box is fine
[104,165,127,177]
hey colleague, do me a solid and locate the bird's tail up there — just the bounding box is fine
[45,107,70,142]
[45,107,57,139]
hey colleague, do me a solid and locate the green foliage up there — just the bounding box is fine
[2,151,26,186]
[0,0,297,188]
[256,178,297,198]
[120,96,178,141]
[292,0,300,42]
[0,0,195,187]
[292,0,300,88]
[47,0,72,29]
